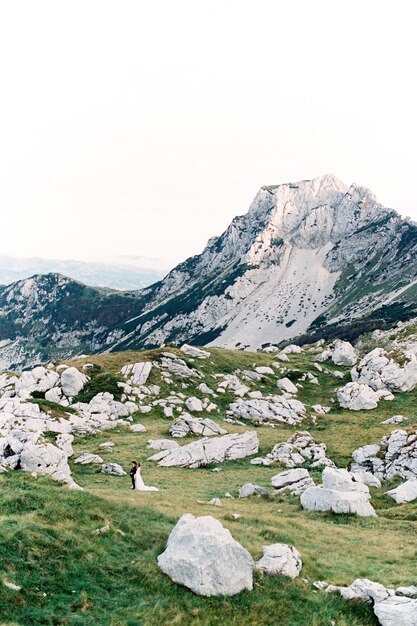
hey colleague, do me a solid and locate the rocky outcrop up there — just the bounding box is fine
[228,397,306,426]
[351,429,417,481]
[148,431,259,468]
[252,432,334,468]
[352,348,417,393]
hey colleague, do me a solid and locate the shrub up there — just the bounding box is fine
[74,372,123,403]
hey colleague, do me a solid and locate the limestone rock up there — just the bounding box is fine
[228,396,306,426]
[60,367,87,398]
[74,452,103,465]
[374,596,417,626]
[256,544,302,578]
[180,344,210,359]
[238,483,269,498]
[331,341,358,366]
[148,431,259,468]
[157,514,254,596]
[337,382,379,410]
[352,348,417,393]
[386,479,417,504]
[271,468,315,495]
[277,377,298,394]
[101,463,126,476]
[257,432,334,468]
[351,429,417,481]
[300,467,376,517]
[170,414,227,438]
[121,362,152,386]
[147,439,180,451]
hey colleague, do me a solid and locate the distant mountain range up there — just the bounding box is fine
[0,255,167,291]
[1,174,417,369]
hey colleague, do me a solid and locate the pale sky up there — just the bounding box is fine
[0,0,416,267]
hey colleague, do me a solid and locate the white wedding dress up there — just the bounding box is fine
[134,467,159,491]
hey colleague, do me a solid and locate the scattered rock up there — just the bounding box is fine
[60,367,88,398]
[121,362,152,386]
[73,452,104,465]
[239,483,269,498]
[180,345,210,359]
[374,596,417,626]
[254,432,334,468]
[228,396,307,426]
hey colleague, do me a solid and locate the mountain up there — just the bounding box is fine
[0,255,167,290]
[0,274,144,369]
[1,174,417,369]
[108,174,417,352]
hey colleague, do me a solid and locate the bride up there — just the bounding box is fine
[133,461,159,492]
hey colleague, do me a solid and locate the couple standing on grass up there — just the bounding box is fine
[130,460,159,491]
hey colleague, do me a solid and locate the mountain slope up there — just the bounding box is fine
[0,274,144,369]
[108,174,417,351]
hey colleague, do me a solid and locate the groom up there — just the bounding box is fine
[130,461,138,489]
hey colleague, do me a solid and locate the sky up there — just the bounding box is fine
[0,0,416,268]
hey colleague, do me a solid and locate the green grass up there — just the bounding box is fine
[1,346,417,625]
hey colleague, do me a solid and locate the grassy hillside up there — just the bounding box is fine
[1,347,417,625]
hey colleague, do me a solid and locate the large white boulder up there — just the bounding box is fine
[332,341,358,366]
[374,596,417,626]
[301,487,376,517]
[60,367,87,398]
[255,543,302,578]
[148,431,259,468]
[337,382,379,410]
[157,514,254,596]
[300,467,376,517]
[386,479,417,504]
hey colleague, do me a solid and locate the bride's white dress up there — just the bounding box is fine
[134,467,159,491]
